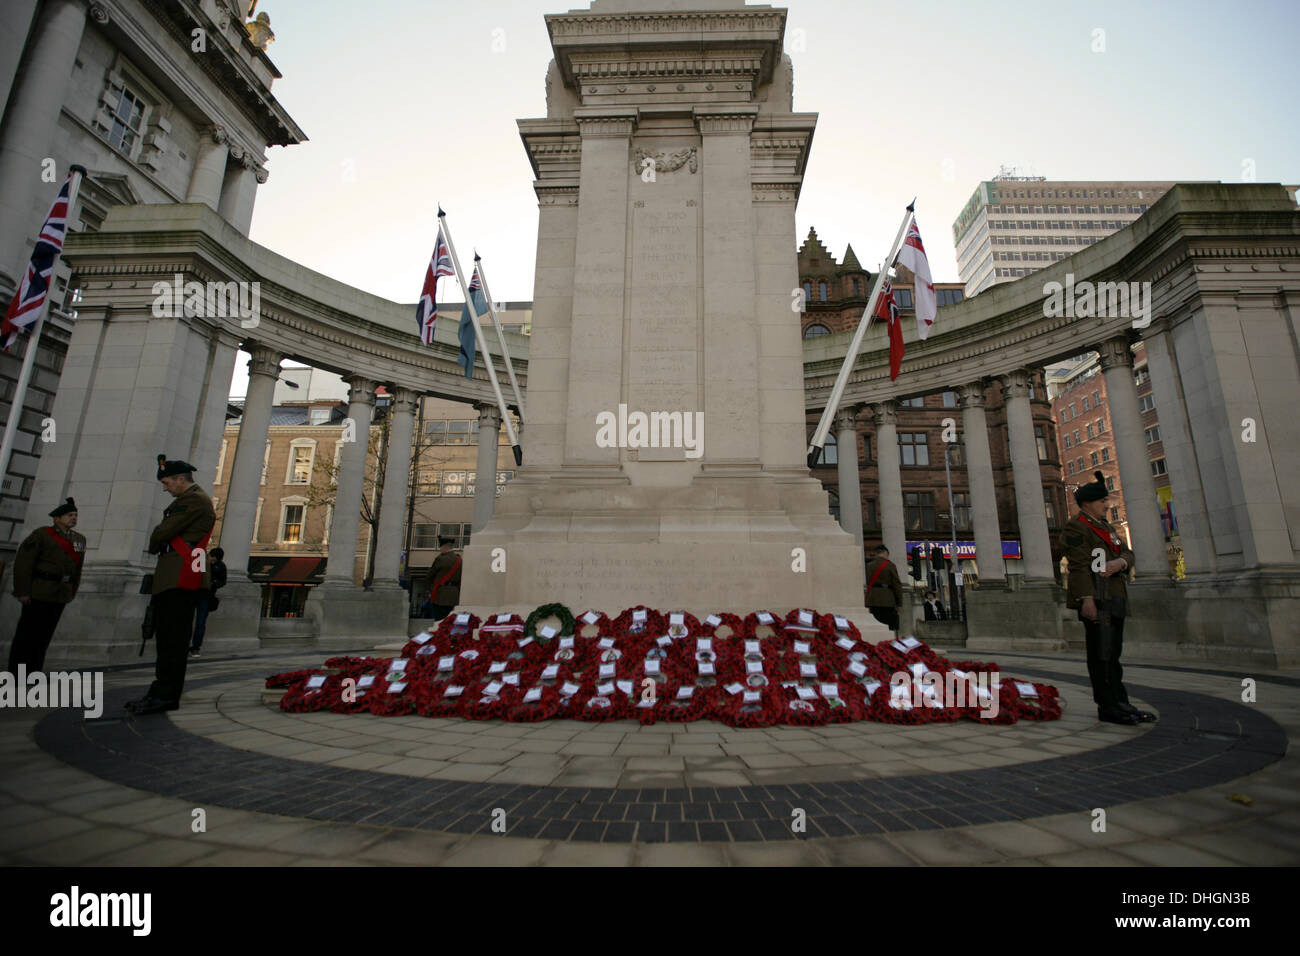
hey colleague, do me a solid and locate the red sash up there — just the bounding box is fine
[172,530,214,590]
[1077,515,1122,557]
[865,559,889,598]
[44,526,83,566]
[430,555,462,595]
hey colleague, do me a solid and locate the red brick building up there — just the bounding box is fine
[798,229,1066,583]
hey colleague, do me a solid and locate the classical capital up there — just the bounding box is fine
[475,402,503,429]
[998,368,1032,402]
[1097,335,1135,371]
[387,387,420,416]
[834,405,861,433]
[89,3,110,25]
[573,108,638,139]
[245,343,282,379]
[227,142,245,163]
[254,166,269,184]
[870,399,898,427]
[206,125,228,146]
[958,380,989,409]
[344,375,378,405]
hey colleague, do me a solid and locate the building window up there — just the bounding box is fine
[1151,458,1167,476]
[1043,487,1058,528]
[852,279,862,296]
[1064,434,1072,449]
[1069,403,1076,417]
[1076,457,1084,472]
[803,323,831,338]
[818,280,827,302]
[1145,425,1161,444]
[1087,423,1096,439]
[826,489,840,522]
[1082,396,1090,411]
[1102,447,1110,462]
[1035,425,1049,460]
[1067,461,1075,475]
[822,431,838,466]
[310,407,332,426]
[904,491,936,532]
[1106,476,1115,491]
[1073,430,1080,445]
[860,435,871,462]
[1092,390,1101,406]
[1090,451,1100,466]
[901,397,925,408]
[286,440,315,484]
[1098,418,1107,433]
[413,524,440,548]
[446,421,471,445]
[951,491,971,530]
[802,281,812,304]
[1112,507,1120,521]
[898,432,929,466]
[1139,394,1156,413]
[438,522,472,549]
[279,502,305,544]
[102,83,146,155]
[942,391,958,407]
[1135,368,1151,386]
[865,498,878,528]
[1060,410,1068,424]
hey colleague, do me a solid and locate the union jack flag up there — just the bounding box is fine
[2,171,76,352]
[873,278,905,381]
[415,227,454,345]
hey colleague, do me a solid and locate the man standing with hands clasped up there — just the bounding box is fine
[126,455,215,716]
[1060,471,1156,726]
[8,498,86,671]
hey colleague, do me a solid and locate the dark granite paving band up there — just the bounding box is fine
[33,667,1286,844]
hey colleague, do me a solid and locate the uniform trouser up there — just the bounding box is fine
[191,596,211,650]
[430,604,455,622]
[868,606,900,632]
[8,599,65,672]
[1081,611,1129,712]
[145,589,200,703]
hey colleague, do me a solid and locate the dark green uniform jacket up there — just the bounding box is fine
[864,556,904,608]
[428,549,462,606]
[148,483,216,595]
[11,525,87,603]
[1059,512,1136,610]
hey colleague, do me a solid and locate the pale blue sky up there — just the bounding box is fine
[235,0,1298,391]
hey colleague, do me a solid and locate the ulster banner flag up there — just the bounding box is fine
[415,226,454,345]
[874,278,904,381]
[897,214,936,340]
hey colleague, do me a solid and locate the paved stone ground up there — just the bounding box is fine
[2,649,1297,865]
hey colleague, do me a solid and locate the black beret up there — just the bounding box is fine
[1074,470,1109,504]
[156,454,197,479]
[49,497,77,517]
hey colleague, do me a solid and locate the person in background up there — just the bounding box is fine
[427,537,462,621]
[864,544,904,633]
[922,590,947,621]
[190,546,227,658]
[8,498,86,672]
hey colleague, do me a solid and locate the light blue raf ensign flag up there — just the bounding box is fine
[457,268,486,379]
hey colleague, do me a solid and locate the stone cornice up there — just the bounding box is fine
[573,108,639,138]
[695,105,758,135]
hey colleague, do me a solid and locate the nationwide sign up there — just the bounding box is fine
[906,540,1023,560]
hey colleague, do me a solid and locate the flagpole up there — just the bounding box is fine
[437,208,522,466]
[471,254,525,423]
[807,200,915,467]
[0,164,86,490]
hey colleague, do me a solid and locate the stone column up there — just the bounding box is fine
[1098,337,1170,578]
[1000,369,1055,581]
[218,345,280,579]
[1139,323,1215,575]
[834,406,863,550]
[370,387,417,588]
[959,381,1006,583]
[185,126,229,211]
[0,0,88,290]
[218,149,266,235]
[0,1,39,123]
[322,375,376,586]
[564,109,636,467]
[473,402,502,533]
[872,400,906,563]
[698,108,761,463]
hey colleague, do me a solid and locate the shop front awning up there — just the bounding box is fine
[247,556,327,585]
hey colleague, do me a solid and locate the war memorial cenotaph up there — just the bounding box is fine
[460,0,881,631]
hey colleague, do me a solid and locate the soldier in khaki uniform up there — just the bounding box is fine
[8,498,86,671]
[126,456,215,715]
[1060,471,1155,726]
[427,536,462,622]
[864,544,904,633]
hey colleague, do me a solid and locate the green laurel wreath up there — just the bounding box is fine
[524,603,576,641]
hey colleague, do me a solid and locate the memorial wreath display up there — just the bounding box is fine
[267,605,1062,727]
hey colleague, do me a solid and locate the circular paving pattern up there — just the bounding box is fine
[34,664,1286,844]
